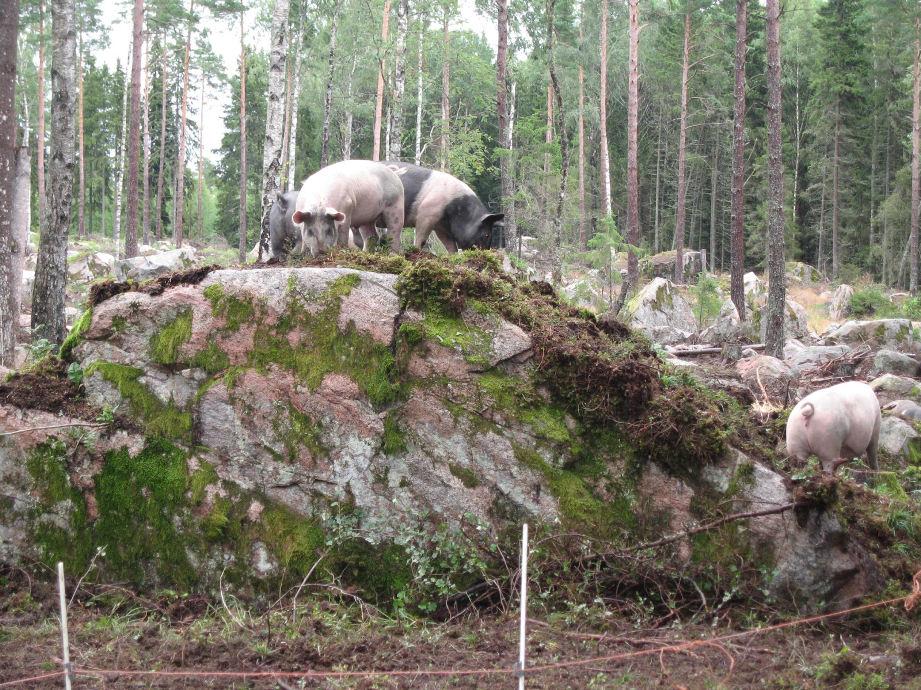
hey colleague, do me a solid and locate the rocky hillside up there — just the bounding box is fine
[1,251,918,612]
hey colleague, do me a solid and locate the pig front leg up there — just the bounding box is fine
[358,224,379,251]
[433,227,459,254]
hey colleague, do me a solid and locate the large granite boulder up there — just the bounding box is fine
[640,250,703,282]
[626,277,697,345]
[0,264,896,611]
[114,246,198,281]
[785,345,852,375]
[828,284,854,321]
[869,349,920,378]
[736,355,794,405]
[824,319,918,352]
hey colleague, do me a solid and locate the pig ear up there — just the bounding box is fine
[481,213,505,226]
[292,210,311,224]
[325,208,346,223]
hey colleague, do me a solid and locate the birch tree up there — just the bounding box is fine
[37,0,47,231]
[912,16,920,294]
[155,41,167,239]
[257,0,290,257]
[238,10,247,262]
[625,0,640,291]
[113,58,129,256]
[599,0,611,216]
[174,0,195,248]
[287,14,304,191]
[388,0,409,160]
[125,0,144,258]
[320,2,341,168]
[0,0,20,365]
[415,10,427,165]
[32,0,77,344]
[496,0,511,249]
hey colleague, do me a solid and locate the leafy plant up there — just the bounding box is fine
[66,362,84,384]
[848,286,896,318]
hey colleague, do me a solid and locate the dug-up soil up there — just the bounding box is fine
[1,572,919,689]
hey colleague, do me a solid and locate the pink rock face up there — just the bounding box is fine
[786,381,881,472]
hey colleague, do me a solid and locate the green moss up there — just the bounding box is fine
[420,308,493,367]
[59,307,93,360]
[272,404,326,462]
[249,274,401,407]
[149,309,193,365]
[26,441,93,573]
[381,410,407,455]
[479,372,572,444]
[86,362,192,441]
[111,315,128,333]
[203,283,255,332]
[93,439,196,585]
[514,443,628,537]
[191,341,230,374]
[201,496,232,541]
[449,463,481,488]
[259,504,327,573]
[333,540,413,601]
[189,461,219,505]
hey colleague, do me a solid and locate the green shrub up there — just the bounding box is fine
[849,286,896,318]
[690,272,722,330]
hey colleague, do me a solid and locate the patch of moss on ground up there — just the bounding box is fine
[449,463,481,488]
[189,461,219,505]
[249,274,401,407]
[59,307,93,360]
[381,410,407,455]
[203,283,256,332]
[149,309,193,365]
[420,308,493,367]
[86,362,192,441]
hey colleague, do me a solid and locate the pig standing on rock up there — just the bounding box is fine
[382,161,504,252]
[292,160,404,256]
[786,381,881,472]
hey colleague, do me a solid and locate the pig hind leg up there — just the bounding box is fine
[357,224,379,251]
[381,205,404,253]
[433,227,459,253]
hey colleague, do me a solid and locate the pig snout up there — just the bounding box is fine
[293,208,345,257]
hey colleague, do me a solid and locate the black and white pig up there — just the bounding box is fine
[268,191,301,260]
[292,160,404,256]
[378,162,504,252]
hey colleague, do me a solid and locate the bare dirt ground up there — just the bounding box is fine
[3,572,920,690]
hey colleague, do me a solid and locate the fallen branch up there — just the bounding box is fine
[606,502,799,555]
[0,421,109,437]
[670,344,764,356]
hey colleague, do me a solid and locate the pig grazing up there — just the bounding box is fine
[292,160,404,257]
[786,381,881,472]
[882,399,921,422]
[268,191,302,260]
[382,161,503,252]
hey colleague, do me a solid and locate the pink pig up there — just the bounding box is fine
[785,381,881,473]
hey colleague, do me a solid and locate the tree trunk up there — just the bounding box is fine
[197,71,205,241]
[547,0,569,281]
[287,18,303,192]
[77,32,85,238]
[320,3,341,168]
[625,0,640,292]
[439,5,450,171]
[11,145,29,330]
[832,99,840,282]
[0,0,20,365]
[506,81,517,248]
[912,16,920,294]
[238,11,247,263]
[32,0,76,345]
[764,0,785,359]
[279,39,293,189]
[37,0,46,233]
[817,157,827,274]
[388,0,408,159]
[175,0,195,249]
[653,111,662,253]
[113,58,129,257]
[372,0,392,162]
[730,0,746,321]
[341,57,356,161]
[257,0,290,258]
[124,0,143,258]
[576,10,585,251]
[155,42,167,240]
[673,10,691,285]
[883,123,891,285]
[415,12,426,165]
[599,0,611,216]
[709,138,718,271]
[142,32,151,245]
